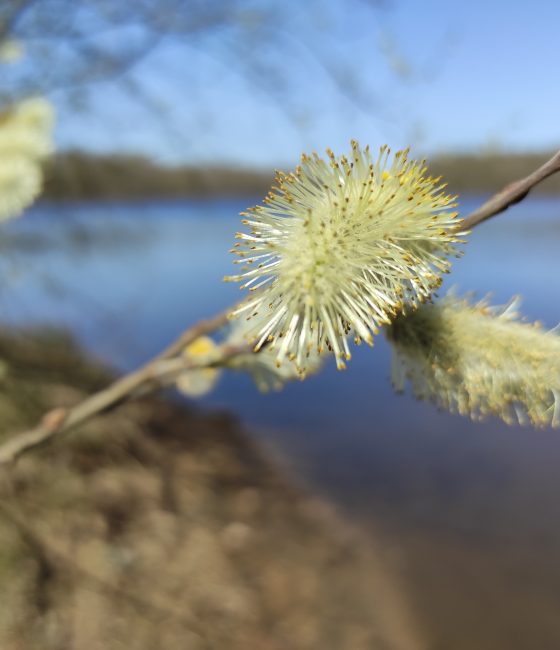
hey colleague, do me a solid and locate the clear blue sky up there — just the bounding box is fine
[51,0,560,167]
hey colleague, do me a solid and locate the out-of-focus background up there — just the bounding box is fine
[1,1,560,648]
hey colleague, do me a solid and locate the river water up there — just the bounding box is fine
[2,195,560,647]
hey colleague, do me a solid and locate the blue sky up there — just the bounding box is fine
[48,0,560,167]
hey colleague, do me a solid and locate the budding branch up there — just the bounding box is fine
[1,148,559,467]
[459,149,560,231]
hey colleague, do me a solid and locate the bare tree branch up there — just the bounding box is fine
[0,0,36,42]
[460,149,560,231]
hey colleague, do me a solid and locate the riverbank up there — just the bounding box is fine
[41,150,560,202]
[0,328,420,650]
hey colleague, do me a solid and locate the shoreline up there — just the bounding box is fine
[0,327,421,649]
[41,150,560,202]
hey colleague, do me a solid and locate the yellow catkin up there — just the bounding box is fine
[175,336,221,397]
[226,142,463,374]
[0,97,54,221]
[0,39,23,63]
[387,292,560,428]
[224,317,325,392]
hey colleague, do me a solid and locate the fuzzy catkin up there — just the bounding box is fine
[387,293,560,428]
[224,317,325,391]
[227,142,462,374]
[0,97,54,221]
[175,336,222,397]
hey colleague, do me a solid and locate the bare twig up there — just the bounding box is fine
[3,150,560,466]
[460,149,560,231]
[0,308,231,466]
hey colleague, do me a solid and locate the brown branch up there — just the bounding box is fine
[3,150,560,466]
[0,308,231,467]
[460,149,560,231]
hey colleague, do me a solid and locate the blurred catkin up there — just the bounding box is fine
[387,292,560,428]
[0,97,54,221]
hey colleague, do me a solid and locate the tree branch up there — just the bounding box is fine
[2,149,560,467]
[460,149,560,231]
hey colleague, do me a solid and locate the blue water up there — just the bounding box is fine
[2,196,560,541]
[4,194,560,644]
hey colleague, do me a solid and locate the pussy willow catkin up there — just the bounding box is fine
[387,293,560,428]
[0,97,54,221]
[227,142,462,374]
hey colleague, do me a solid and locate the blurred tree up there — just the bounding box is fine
[0,0,388,114]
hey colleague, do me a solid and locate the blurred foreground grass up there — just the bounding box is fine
[0,329,418,650]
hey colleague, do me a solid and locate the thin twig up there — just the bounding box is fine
[460,149,560,231]
[0,308,231,466]
[3,150,560,466]
[151,343,250,385]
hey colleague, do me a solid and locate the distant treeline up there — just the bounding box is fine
[43,152,274,200]
[42,150,560,201]
[429,152,560,195]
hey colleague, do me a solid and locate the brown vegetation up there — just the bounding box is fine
[0,329,420,650]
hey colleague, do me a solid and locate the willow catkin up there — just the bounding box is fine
[226,142,463,373]
[387,293,560,428]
